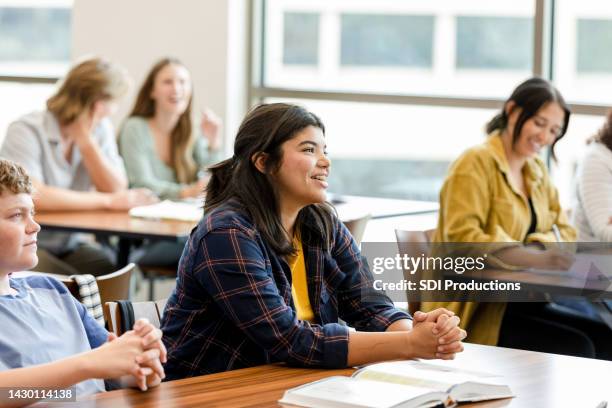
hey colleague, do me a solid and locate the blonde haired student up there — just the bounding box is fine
[0,57,157,276]
[0,159,165,407]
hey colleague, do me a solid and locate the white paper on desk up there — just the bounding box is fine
[129,200,202,222]
[528,254,612,281]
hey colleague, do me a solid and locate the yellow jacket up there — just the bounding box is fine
[422,134,576,345]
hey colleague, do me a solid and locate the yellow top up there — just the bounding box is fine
[422,133,576,346]
[288,235,315,322]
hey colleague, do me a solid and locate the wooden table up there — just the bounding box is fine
[73,343,611,408]
[35,211,196,241]
[34,197,438,267]
[35,211,196,267]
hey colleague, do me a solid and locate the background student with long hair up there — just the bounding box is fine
[119,57,223,268]
[119,57,222,200]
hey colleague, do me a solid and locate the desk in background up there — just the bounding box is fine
[35,211,195,267]
[35,196,438,266]
[333,194,438,220]
[71,343,611,408]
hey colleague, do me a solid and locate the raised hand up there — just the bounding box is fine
[200,108,222,151]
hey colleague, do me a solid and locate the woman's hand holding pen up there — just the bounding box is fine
[532,248,575,270]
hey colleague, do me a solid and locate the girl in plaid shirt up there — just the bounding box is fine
[161,103,466,379]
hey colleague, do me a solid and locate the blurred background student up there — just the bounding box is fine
[423,77,611,360]
[572,110,612,242]
[0,57,157,276]
[119,57,222,200]
[118,57,223,269]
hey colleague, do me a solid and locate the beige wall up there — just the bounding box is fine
[72,0,249,153]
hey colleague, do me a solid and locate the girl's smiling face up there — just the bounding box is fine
[272,125,330,209]
[150,63,192,116]
[507,101,565,159]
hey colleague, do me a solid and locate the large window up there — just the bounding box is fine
[553,0,612,106]
[0,0,71,143]
[282,12,319,66]
[262,0,534,98]
[254,0,609,205]
[455,16,533,70]
[0,0,72,78]
[340,14,434,68]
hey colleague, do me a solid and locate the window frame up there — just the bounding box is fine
[249,0,609,117]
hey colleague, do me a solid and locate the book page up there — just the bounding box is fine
[354,361,502,392]
[280,376,448,408]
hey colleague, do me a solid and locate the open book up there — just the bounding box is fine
[279,360,514,408]
[129,200,202,222]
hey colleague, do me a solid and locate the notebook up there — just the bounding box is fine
[128,200,202,222]
[279,360,513,408]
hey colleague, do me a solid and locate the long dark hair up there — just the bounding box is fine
[486,77,570,160]
[129,58,196,183]
[590,110,612,152]
[206,103,334,255]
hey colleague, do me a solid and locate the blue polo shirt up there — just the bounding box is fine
[0,275,108,397]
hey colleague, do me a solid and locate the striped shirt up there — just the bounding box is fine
[572,142,612,242]
[161,200,410,380]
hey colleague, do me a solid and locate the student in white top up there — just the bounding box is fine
[0,57,158,276]
[572,110,612,242]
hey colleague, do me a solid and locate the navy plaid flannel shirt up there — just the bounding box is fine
[161,200,410,380]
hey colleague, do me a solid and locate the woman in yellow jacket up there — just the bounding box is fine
[423,77,610,359]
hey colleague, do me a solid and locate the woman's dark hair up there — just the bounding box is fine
[486,77,570,160]
[205,103,334,255]
[590,110,612,152]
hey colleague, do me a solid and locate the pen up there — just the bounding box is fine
[551,224,562,242]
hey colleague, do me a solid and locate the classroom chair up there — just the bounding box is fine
[344,213,372,246]
[394,229,435,314]
[104,299,166,336]
[139,265,175,301]
[12,264,134,307]
[58,263,135,307]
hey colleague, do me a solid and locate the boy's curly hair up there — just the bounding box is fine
[0,159,32,196]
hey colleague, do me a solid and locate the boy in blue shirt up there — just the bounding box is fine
[0,159,166,407]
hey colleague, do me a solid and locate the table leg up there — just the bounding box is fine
[117,238,132,268]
